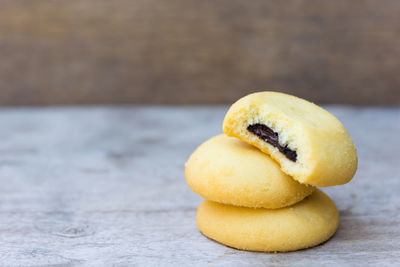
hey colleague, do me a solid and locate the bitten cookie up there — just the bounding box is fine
[185,134,314,209]
[197,189,339,252]
[223,91,358,187]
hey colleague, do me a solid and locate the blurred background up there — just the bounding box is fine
[1,0,399,106]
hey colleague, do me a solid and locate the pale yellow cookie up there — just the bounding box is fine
[185,134,314,209]
[223,91,358,187]
[197,189,339,252]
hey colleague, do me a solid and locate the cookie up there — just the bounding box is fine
[197,189,339,252]
[223,91,358,187]
[185,134,314,209]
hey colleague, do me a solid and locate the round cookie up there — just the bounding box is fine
[197,189,339,252]
[223,91,358,187]
[185,134,314,209]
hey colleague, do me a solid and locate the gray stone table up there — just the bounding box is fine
[0,106,398,266]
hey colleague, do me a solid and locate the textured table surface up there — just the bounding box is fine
[0,106,398,266]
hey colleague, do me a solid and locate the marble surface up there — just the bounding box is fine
[0,106,398,266]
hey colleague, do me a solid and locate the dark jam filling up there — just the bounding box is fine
[247,123,297,162]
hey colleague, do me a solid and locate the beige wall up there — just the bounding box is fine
[0,0,399,105]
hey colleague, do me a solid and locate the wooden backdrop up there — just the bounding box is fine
[0,0,399,105]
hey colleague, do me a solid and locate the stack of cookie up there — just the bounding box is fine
[185,92,358,252]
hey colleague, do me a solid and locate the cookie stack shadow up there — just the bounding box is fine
[185,92,358,252]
